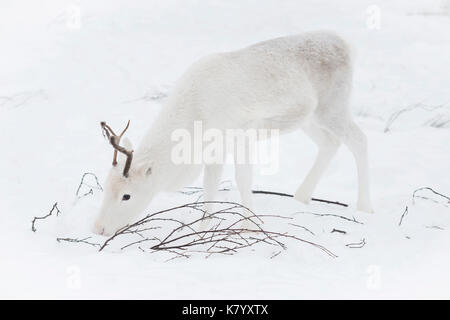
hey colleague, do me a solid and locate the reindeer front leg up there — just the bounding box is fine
[200,163,223,230]
[234,161,254,229]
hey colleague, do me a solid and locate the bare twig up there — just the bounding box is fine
[253,190,348,207]
[412,187,450,205]
[425,225,444,230]
[345,238,366,249]
[181,183,349,207]
[270,251,282,259]
[0,90,46,109]
[398,206,409,226]
[399,187,450,226]
[180,181,232,196]
[57,237,101,248]
[31,202,61,232]
[295,211,363,225]
[331,228,347,235]
[98,201,337,259]
[384,102,449,133]
[424,113,450,128]
[75,172,103,199]
[288,223,315,236]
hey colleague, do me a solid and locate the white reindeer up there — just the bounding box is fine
[94,31,373,236]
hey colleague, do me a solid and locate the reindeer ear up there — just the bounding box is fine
[136,161,153,177]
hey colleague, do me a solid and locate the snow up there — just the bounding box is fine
[1,0,449,299]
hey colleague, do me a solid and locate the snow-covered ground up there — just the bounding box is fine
[1,0,449,299]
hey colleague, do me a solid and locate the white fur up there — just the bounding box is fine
[94,31,373,236]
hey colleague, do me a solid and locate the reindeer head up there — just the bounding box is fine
[94,121,154,236]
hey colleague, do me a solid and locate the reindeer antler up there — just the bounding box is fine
[100,120,133,177]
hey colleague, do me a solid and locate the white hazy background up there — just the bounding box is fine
[0,0,449,299]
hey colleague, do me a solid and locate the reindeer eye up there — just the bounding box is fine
[122,194,131,201]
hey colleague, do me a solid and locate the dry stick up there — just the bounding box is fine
[412,187,450,204]
[180,181,232,195]
[384,102,448,133]
[156,231,277,257]
[180,184,348,207]
[399,187,449,226]
[413,195,443,204]
[129,205,296,255]
[75,172,103,198]
[173,228,279,255]
[296,211,363,225]
[424,114,450,128]
[123,226,162,238]
[345,238,366,249]
[202,231,282,259]
[57,237,101,248]
[157,206,272,248]
[398,206,409,226]
[99,201,337,258]
[288,223,315,236]
[270,251,282,259]
[331,228,347,235]
[251,190,348,207]
[164,250,190,262]
[98,201,229,251]
[120,237,160,250]
[425,225,444,230]
[31,202,61,232]
[0,90,46,109]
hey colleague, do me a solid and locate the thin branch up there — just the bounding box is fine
[180,181,233,195]
[57,237,101,248]
[384,102,449,133]
[270,251,282,259]
[288,223,315,236]
[425,225,444,230]
[398,206,409,226]
[295,211,363,225]
[75,172,103,199]
[399,187,449,226]
[252,190,349,207]
[98,201,337,258]
[0,90,46,109]
[331,228,347,235]
[31,202,61,232]
[345,238,366,249]
[412,187,450,204]
[180,183,348,207]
